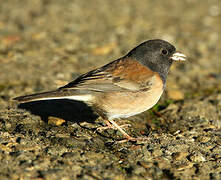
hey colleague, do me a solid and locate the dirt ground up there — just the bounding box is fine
[0,0,221,179]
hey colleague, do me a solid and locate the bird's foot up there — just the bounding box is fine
[95,119,148,143]
[96,123,131,132]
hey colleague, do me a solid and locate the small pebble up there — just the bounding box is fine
[48,116,66,126]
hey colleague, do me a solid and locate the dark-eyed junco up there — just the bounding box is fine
[14,39,186,142]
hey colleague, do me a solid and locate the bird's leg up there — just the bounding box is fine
[108,119,149,143]
[96,119,131,132]
[108,119,134,140]
[96,119,149,143]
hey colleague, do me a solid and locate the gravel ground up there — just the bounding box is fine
[0,0,221,179]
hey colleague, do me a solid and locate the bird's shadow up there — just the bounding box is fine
[18,99,98,124]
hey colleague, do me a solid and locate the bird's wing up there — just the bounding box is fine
[13,58,159,103]
[59,57,156,92]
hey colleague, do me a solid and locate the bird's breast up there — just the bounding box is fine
[93,73,164,119]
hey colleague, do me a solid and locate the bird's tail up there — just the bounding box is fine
[13,89,93,103]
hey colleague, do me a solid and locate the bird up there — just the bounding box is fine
[13,39,186,142]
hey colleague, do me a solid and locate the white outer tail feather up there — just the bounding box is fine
[33,94,94,102]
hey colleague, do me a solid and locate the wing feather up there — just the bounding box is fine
[59,57,155,92]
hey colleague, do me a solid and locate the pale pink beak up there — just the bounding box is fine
[171,52,186,61]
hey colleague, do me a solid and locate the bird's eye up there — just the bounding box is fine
[161,49,168,56]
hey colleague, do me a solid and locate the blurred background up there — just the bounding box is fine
[0,0,220,102]
[0,0,221,179]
